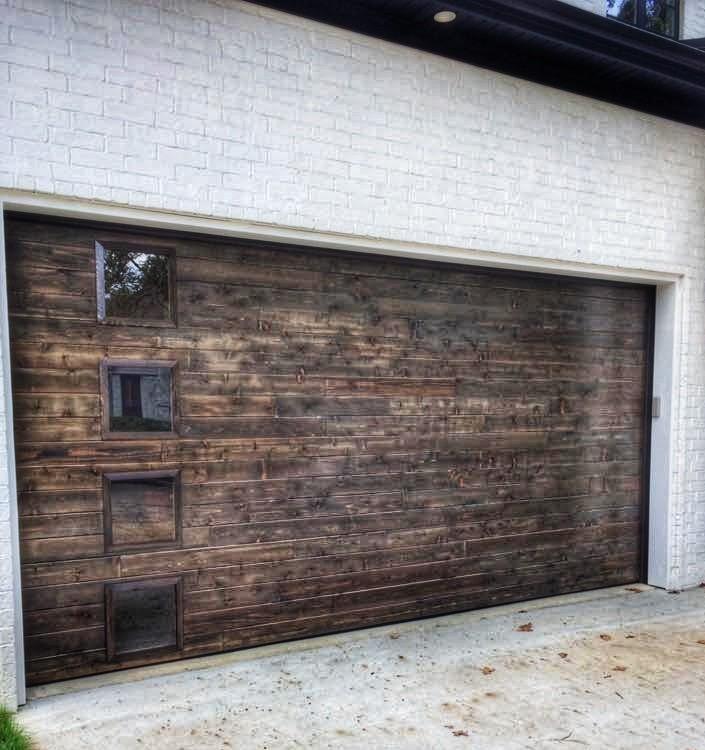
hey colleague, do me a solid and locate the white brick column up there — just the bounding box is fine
[0,206,24,709]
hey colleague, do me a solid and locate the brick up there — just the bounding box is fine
[9,63,66,90]
[72,111,124,136]
[71,146,122,170]
[49,90,102,114]
[0,41,47,67]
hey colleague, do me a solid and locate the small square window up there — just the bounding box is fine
[104,471,180,552]
[96,241,175,323]
[606,0,679,39]
[101,360,177,438]
[106,579,182,661]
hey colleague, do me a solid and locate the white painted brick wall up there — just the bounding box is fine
[683,0,705,37]
[0,361,17,711]
[1,0,705,703]
[560,0,603,13]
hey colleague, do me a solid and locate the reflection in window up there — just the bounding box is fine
[107,580,180,659]
[607,0,636,23]
[107,365,173,433]
[644,0,678,37]
[96,242,172,321]
[105,472,179,551]
[606,0,679,39]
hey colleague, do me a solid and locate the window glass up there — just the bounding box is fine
[644,0,677,37]
[107,365,173,433]
[98,243,171,321]
[607,0,636,23]
[108,581,178,658]
[106,474,178,550]
[606,0,678,38]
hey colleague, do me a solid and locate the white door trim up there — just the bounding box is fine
[0,189,683,703]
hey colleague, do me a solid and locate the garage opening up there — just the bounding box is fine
[5,214,654,685]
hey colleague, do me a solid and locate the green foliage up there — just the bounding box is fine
[0,708,34,750]
[104,249,170,319]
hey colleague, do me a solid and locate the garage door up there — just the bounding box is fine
[6,215,652,686]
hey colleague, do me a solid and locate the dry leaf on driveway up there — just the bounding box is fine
[517,623,533,632]
[599,634,612,641]
[481,666,495,675]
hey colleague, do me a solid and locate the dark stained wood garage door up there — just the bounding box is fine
[5,215,653,686]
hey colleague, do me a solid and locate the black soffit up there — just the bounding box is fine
[250,0,705,130]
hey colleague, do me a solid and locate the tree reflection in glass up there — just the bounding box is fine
[103,248,171,321]
[644,0,677,37]
[606,0,677,38]
[607,0,636,23]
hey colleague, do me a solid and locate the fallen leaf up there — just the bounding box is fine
[481,666,495,675]
[696,640,705,646]
[625,587,642,593]
[453,730,469,737]
[389,632,400,640]
[517,622,533,632]
[625,634,636,639]
[558,652,568,659]
[599,634,612,641]
[613,665,627,672]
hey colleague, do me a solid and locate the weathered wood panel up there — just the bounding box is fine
[6,215,651,686]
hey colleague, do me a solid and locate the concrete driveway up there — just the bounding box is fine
[19,585,705,750]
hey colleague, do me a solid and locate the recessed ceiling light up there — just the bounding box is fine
[434,10,457,23]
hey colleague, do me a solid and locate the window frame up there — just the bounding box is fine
[105,577,184,662]
[607,0,681,40]
[103,469,182,553]
[95,240,177,327]
[100,358,179,440]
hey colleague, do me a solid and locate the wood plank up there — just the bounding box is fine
[24,604,104,636]
[185,541,638,612]
[23,581,104,612]
[20,513,103,540]
[22,556,119,588]
[21,535,104,563]
[184,523,636,592]
[19,490,102,517]
[185,555,639,635]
